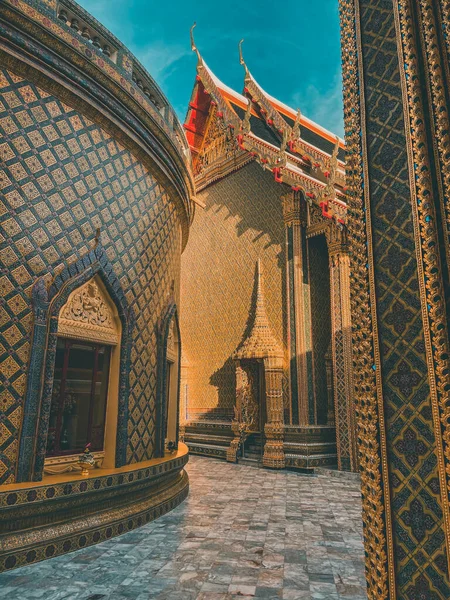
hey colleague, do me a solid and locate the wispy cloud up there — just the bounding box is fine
[288,70,344,137]
[138,42,191,84]
[78,0,344,136]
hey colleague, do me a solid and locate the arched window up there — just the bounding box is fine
[165,317,180,446]
[44,276,121,474]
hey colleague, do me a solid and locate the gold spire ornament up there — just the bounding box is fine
[190,22,203,66]
[322,137,340,202]
[238,39,251,84]
[234,260,283,360]
[242,97,252,134]
[292,109,302,142]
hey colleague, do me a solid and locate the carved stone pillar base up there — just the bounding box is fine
[262,423,285,468]
[226,422,242,463]
[262,446,285,468]
[226,440,239,463]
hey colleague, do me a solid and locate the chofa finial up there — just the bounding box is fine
[238,39,245,66]
[238,39,250,79]
[330,136,340,179]
[190,22,202,65]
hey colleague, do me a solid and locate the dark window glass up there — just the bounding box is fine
[46,338,111,457]
[164,361,172,440]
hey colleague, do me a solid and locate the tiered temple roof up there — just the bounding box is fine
[184,26,347,224]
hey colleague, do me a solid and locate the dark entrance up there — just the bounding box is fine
[240,360,266,463]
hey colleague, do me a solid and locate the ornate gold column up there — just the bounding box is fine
[262,357,285,468]
[282,191,314,425]
[340,1,450,597]
[326,224,357,472]
[325,345,335,425]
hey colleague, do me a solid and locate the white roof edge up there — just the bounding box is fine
[203,62,249,105]
[200,63,345,159]
[247,72,344,145]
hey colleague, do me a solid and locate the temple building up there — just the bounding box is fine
[0,0,193,571]
[2,0,450,599]
[180,31,357,473]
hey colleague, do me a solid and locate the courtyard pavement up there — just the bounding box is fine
[0,456,367,600]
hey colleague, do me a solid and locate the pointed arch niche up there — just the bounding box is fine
[17,244,134,483]
[44,276,121,474]
[155,301,182,457]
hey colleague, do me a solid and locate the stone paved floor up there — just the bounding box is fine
[0,456,367,600]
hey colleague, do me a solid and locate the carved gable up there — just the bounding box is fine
[58,278,119,345]
[194,107,237,177]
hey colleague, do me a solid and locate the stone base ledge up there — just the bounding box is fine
[314,466,361,482]
[0,445,189,572]
[183,420,338,471]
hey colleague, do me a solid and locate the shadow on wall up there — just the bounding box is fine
[203,163,286,272]
[184,163,288,422]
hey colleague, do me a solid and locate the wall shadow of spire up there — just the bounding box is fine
[201,162,285,272]
[207,261,261,418]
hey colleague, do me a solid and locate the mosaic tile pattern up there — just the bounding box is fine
[181,162,287,418]
[0,456,367,599]
[0,68,181,483]
[357,2,450,596]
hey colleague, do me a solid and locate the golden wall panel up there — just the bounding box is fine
[181,163,286,418]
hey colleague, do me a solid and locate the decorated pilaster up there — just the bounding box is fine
[325,345,335,425]
[341,1,450,596]
[178,352,189,443]
[326,224,356,472]
[282,191,314,425]
[230,261,285,468]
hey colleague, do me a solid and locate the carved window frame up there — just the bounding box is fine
[16,244,134,483]
[43,275,121,475]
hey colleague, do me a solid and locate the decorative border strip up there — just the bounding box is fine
[395,0,450,574]
[416,2,450,272]
[338,1,392,597]
[0,468,189,572]
[186,445,227,459]
[1,453,188,509]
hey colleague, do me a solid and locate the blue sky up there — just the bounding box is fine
[78,0,344,136]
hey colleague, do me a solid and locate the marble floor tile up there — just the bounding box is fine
[0,457,367,599]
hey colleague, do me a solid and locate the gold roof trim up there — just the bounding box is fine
[238,40,289,137]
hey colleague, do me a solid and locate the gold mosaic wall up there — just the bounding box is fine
[181,162,286,418]
[0,68,182,483]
